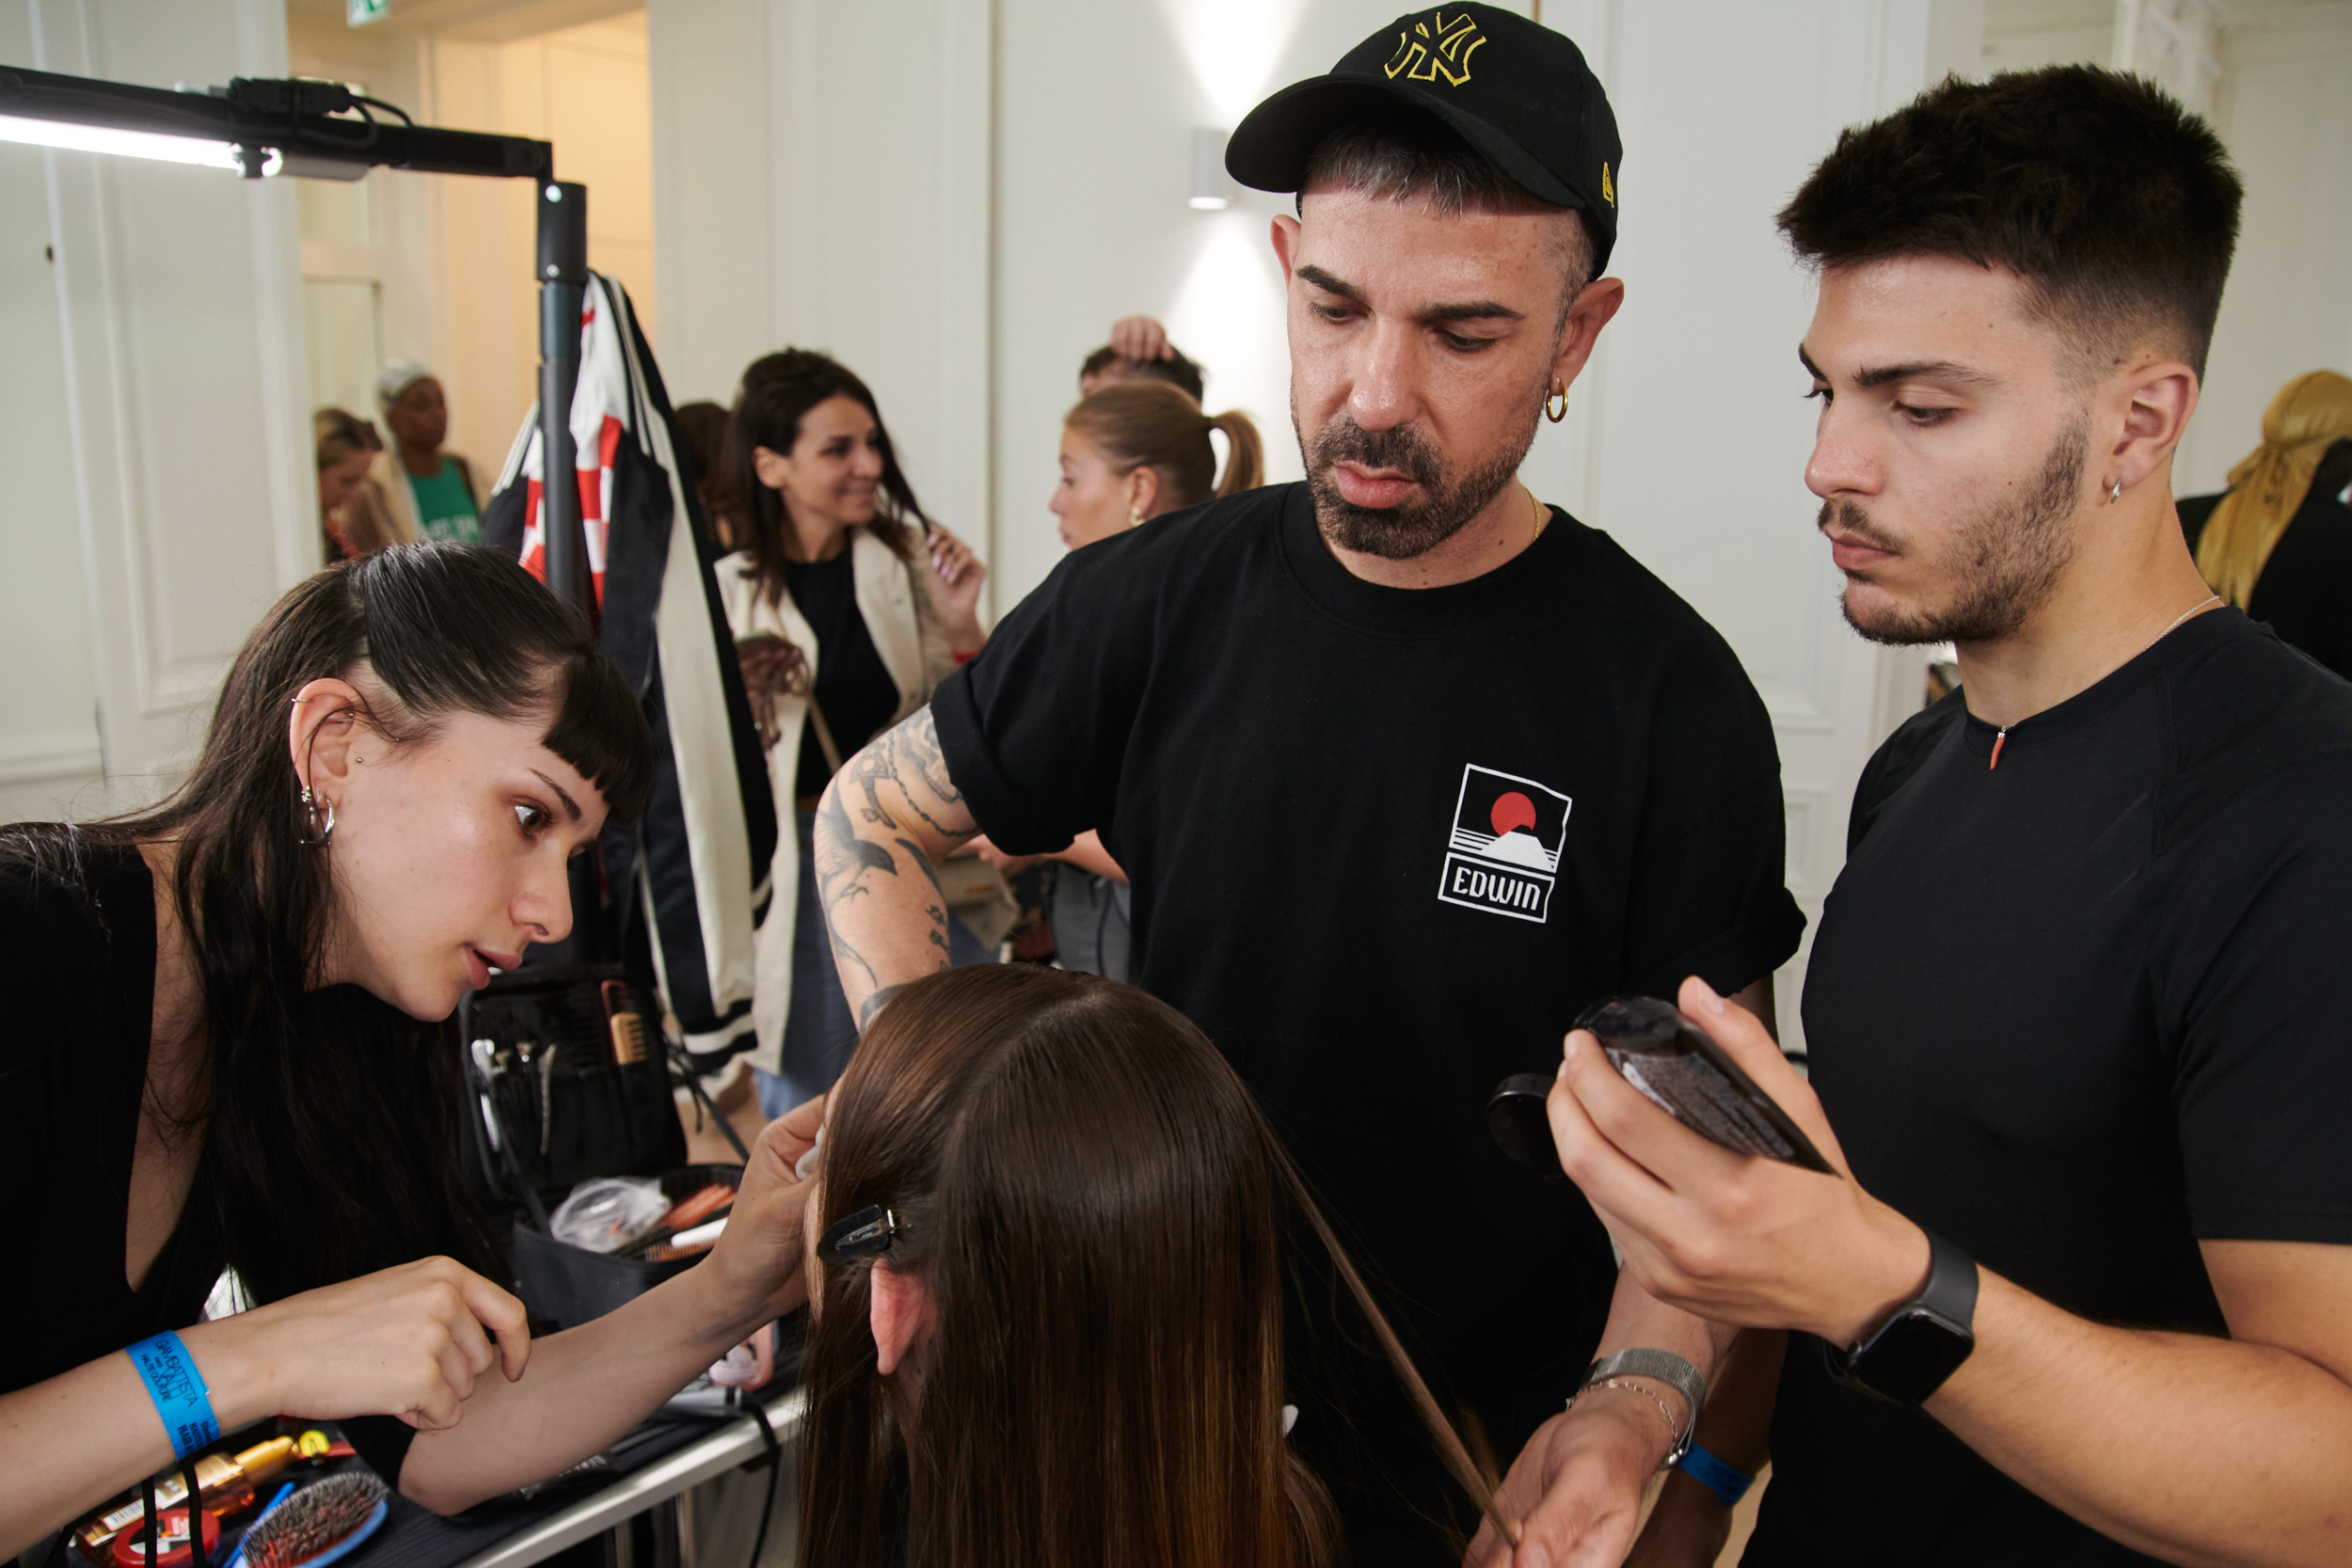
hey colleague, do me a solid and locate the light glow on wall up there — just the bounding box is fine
[1168,211,1302,483]
[1162,0,1311,124]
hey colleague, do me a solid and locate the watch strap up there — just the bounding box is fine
[1825,1227,1979,1403]
[1579,1348,1705,1466]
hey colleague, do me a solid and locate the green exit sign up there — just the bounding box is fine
[348,0,389,24]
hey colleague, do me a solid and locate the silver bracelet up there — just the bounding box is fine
[1571,1349,1705,1468]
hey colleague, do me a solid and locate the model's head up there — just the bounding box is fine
[1781,66,2242,644]
[1053,382,1265,547]
[728,350,929,581]
[799,965,1502,1568]
[1078,342,1206,402]
[377,361,449,453]
[189,543,653,1021]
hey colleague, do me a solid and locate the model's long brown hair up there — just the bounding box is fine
[799,966,1508,1568]
[1067,380,1264,515]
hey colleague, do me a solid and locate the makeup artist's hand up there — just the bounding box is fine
[705,1093,825,1323]
[923,525,987,652]
[183,1256,530,1432]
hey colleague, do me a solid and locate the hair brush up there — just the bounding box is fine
[235,1474,388,1568]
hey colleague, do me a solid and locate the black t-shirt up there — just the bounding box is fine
[0,834,413,1485]
[933,482,1803,1487]
[785,552,902,800]
[1752,611,2352,1566]
[2177,487,2352,679]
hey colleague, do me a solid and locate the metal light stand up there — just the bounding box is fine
[0,63,611,952]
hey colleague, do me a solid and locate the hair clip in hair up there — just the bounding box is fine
[818,1204,901,1266]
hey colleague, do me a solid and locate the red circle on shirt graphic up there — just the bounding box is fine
[1490,791,1538,838]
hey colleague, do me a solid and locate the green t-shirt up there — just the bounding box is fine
[406,460,480,545]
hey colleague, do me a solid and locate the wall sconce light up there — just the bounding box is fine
[1189,126,1233,210]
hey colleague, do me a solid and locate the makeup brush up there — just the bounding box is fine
[235,1475,388,1568]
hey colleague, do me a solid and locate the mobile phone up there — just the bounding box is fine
[1575,995,1835,1173]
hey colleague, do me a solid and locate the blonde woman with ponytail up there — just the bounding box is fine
[1049,381,1264,548]
[2181,370,2352,678]
[973,383,1267,975]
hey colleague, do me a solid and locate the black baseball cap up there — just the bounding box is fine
[1226,5,1623,273]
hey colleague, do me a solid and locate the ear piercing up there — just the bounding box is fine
[1546,386,1569,423]
[2108,480,2122,504]
[300,785,335,846]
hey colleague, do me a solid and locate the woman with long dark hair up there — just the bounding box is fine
[1,544,818,1554]
[798,964,1512,1568]
[715,350,989,1120]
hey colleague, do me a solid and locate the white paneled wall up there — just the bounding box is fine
[2,0,313,813]
[0,2,103,823]
[647,0,993,550]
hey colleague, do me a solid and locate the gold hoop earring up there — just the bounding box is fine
[1545,387,1568,423]
[300,786,335,846]
[1128,504,1146,529]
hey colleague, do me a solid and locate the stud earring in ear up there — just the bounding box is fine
[1128,504,1146,529]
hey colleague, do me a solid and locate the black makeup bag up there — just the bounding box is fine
[454,963,747,1327]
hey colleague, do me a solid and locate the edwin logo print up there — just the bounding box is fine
[1438,765,1571,924]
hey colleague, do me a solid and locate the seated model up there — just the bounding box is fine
[796,963,1509,1567]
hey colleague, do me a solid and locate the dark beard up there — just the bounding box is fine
[1300,399,1540,562]
[1831,415,2088,645]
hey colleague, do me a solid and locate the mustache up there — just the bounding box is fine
[1309,417,1443,490]
[1818,499,1906,555]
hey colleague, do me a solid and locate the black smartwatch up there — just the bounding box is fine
[1822,1228,1979,1405]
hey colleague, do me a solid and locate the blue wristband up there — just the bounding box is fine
[1676,1440,1754,1508]
[127,1332,221,1460]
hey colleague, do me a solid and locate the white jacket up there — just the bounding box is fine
[716,531,961,1072]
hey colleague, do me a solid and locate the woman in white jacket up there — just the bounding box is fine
[716,350,989,1118]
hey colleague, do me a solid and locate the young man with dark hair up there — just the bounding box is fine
[1496,66,2352,1567]
[817,8,1804,1560]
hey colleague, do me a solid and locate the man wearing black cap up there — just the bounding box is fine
[816,7,1801,1558]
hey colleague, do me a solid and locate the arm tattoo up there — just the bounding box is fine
[812,706,976,1000]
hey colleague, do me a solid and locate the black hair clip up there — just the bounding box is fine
[818,1204,901,1265]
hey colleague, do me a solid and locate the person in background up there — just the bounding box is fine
[715,350,990,1123]
[2175,369,2352,678]
[1078,314,1206,402]
[671,399,743,551]
[798,963,1504,1567]
[974,381,1268,980]
[374,360,482,545]
[312,408,401,562]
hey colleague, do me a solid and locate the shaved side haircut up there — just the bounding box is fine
[1779,66,2242,383]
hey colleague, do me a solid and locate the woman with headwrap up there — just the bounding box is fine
[2179,370,2352,678]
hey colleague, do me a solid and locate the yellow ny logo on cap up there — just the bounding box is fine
[1601,162,1614,207]
[1385,9,1486,87]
